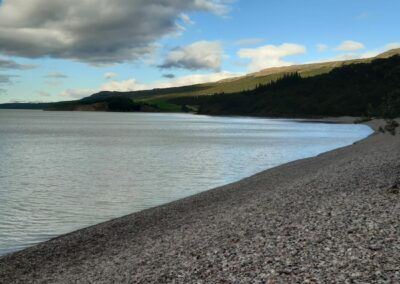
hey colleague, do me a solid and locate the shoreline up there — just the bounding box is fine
[1,118,399,283]
[0,114,369,257]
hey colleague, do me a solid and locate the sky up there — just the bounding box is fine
[0,0,399,103]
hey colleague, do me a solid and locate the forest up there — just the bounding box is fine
[169,55,400,119]
[1,55,399,119]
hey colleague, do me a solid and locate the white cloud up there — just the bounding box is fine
[180,13,195,25]
[238,43,306,71]
[360,50,381,58]
[326,53,362,61]
[385,42,400,50]
[195,0,230,15]
[324,41,400,62]
[101,79,146,92]
[317,44,328,52]
[159,41,224,71]
[320,51,380,63]
[60,88,94,99]
[102,72,238,91]
[104,72,118,80]
[0,0,230,65]
[336,40,365,51]
[235,38,264,46]
[64,71,238,99]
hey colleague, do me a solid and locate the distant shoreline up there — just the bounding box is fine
[1,118,399,283]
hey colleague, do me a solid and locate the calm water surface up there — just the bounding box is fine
[0,110,372,255]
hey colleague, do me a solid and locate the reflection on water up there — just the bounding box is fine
[0,110,372,255]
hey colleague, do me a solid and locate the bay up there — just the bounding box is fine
[0,110,372,255]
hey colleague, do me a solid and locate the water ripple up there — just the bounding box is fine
[0,110,372,255]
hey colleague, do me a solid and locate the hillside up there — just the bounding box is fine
[1,48,399,114]
[86,48,400,102]
[171,55,400,118]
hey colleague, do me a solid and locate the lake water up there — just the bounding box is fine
[0,110,372,255]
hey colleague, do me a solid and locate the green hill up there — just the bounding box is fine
[87,48,400,102]
[1,48,399,115]
[171,55,400,118]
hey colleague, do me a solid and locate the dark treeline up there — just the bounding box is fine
[87,84,208,101]
[2,55,399,118]
[0,103,51,110]
[48,96,147,112]
[170,56,400,118]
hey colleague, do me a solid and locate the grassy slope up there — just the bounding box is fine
[1,48,399,111]
[187,55,400,118]
[139,48,400,102]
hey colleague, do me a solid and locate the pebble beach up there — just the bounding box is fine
[1,119,399,283]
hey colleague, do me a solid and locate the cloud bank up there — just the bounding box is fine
[0,74,15,84]
[159,41,223,71]
[61,71,238,99]
[0,58,36,70]
[385,42,400,50]
[238,43,306,71]
[0,74,17,95]
[0,0,229,65]
[101,72,237,92]
[336,40,365,51]
[60,88,95,99]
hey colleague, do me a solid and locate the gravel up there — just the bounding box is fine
[1,119,399,283]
